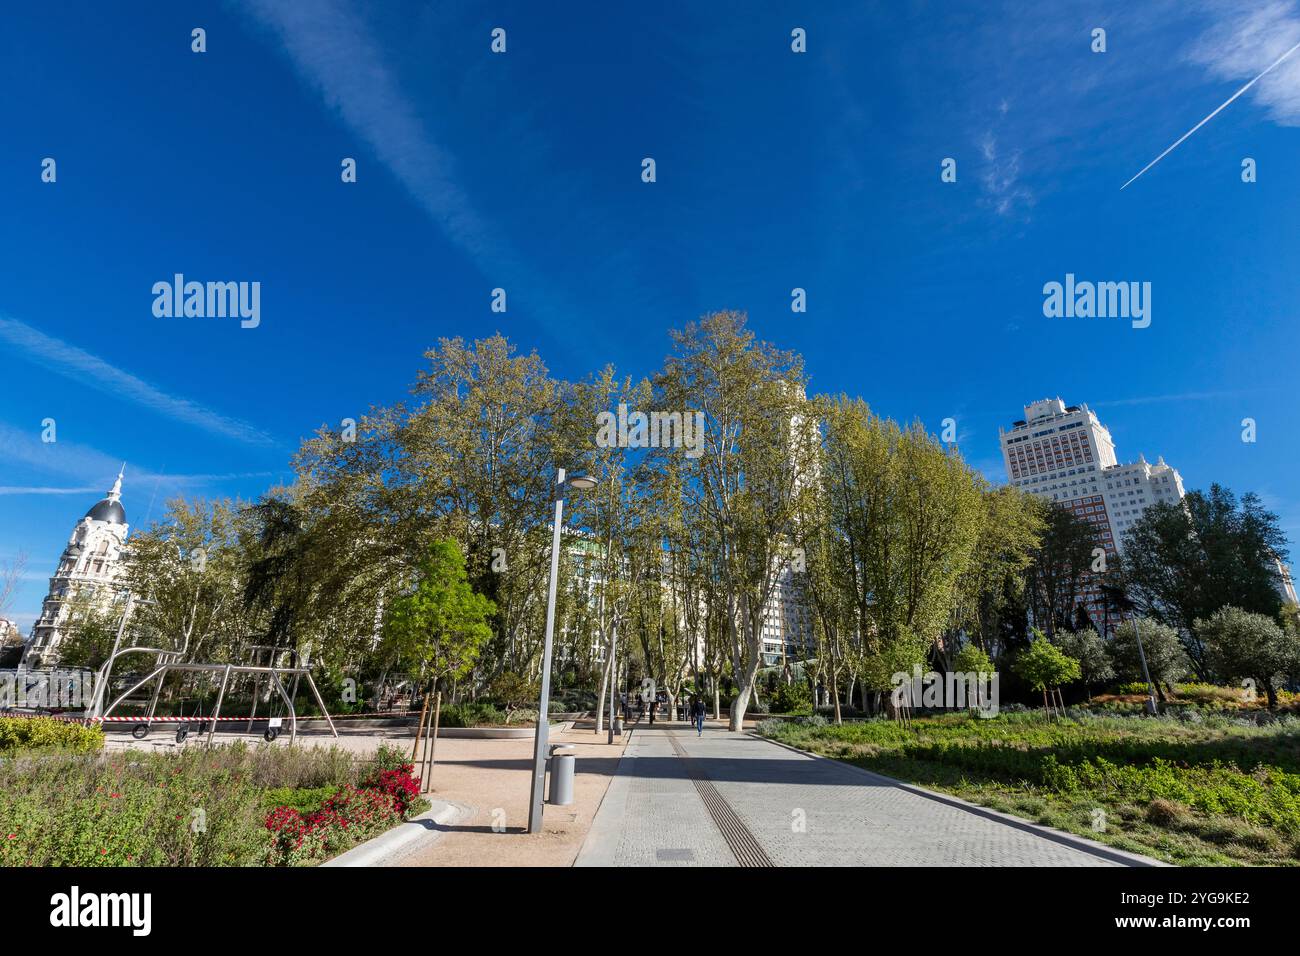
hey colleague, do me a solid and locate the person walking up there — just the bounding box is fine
[648,698,657,725]
[692,696,706,736]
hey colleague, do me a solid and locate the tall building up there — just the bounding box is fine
[22,469,130,667]
[1000,398,1185,627]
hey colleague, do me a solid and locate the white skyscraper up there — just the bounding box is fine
[1000,398,1184,626]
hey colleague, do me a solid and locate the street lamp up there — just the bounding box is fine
[527,468,598,834]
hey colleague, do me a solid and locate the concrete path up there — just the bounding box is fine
[576,724,1159,867]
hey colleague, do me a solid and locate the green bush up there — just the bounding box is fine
[0,741,364,867]
[768,681,812,714]
[440,701,504,727]
[0,717,103,753]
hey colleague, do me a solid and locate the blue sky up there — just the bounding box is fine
[3,0,1299,629]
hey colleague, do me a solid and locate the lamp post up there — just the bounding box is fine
[528,468,598,834]
[607,615,621,744]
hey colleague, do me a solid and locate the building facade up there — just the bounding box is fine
[1000,398,1185,629]
[22,469,130,667]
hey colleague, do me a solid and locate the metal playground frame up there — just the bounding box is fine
[87,643,338,746]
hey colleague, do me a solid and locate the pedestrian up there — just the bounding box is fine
[648,698,657,725]
[692,696,706,736]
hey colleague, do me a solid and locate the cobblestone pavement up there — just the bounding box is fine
[576,723,1160,867]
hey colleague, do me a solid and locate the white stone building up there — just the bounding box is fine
[22,469,130,667]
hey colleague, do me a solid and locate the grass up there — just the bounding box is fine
[757,708,1300,866]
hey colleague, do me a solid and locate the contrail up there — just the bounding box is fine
[1122,37,1300,189]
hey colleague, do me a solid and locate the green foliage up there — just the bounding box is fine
[440,701,505,727]
[0,717,103,753]
[768,680,812,714]
[1198,606,1300,709]
[0,741,408,867]
[756,709,1300,863]
[1117,485,1289,675]
[952,643,994,675]
[1014,633,1081,691]
[1110,617,1189,686]
[1050,628,1114,688]
[382,540,495,682]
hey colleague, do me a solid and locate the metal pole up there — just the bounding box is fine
[303,671,339,738]
[528,467,566,834]
[1133,617,1159,714]
[607,616,619,744]
[206,664,232,747]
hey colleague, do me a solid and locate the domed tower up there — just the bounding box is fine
[23,467,130,667]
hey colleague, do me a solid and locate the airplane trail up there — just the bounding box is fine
[1122,37,1300,189]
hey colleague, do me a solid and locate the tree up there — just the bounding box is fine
[45,590,120,671]
[124,497,258,663]
[1014,634,1081,711]
[1117,484,1289,676]
[382,540,495,685]
[952,643,994,676]
[382,540,495,776]
[1198,606,1300,709]
[653,312,818,730]
[1050,628,1114,699]
[816,397,985,713]
[1108,618,1188,701]
[1023,503,1096,637]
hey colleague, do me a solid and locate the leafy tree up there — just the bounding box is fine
[381,540,495,688]
[1108,618,1188,702]
[486,671,541,722]
[124,497,258,663]
[816,397,984,711]
[1014,634,1081,710]
[1116,484,1289,675]
[1050,628,1114,699]
[652,312,818,729]
[47,591,120,671]
[950,486,1043,663]
[1197,606,1300,709]
[952,643,994,675]
[1023,502,1096,637]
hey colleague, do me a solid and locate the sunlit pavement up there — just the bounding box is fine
[576,723,1160,867]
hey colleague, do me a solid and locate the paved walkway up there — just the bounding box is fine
[576,724,1158,867]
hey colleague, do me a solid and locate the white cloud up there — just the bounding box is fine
[1190,1,1300,125]
[978,132,1034,217]
[237,0,585,345]
[0,316,276,447]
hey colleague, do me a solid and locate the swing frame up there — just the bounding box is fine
[88,644,338,745]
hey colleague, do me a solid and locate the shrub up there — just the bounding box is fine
[0,717,103,753]
[440,701,504,727]
[768,681,812,714]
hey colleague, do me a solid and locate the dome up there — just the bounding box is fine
[85,498,126,524]
[85,466,126,525]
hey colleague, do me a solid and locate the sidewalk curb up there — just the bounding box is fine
[322,799,470,867]
[752,732,1169,867]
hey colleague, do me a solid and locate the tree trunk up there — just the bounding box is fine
[594,630,614,734]
[421,689,441,793]
[410,686,430,761]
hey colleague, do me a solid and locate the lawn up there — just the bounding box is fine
[757,707,1300,866]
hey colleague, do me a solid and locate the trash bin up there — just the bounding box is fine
[548,744,575,806]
